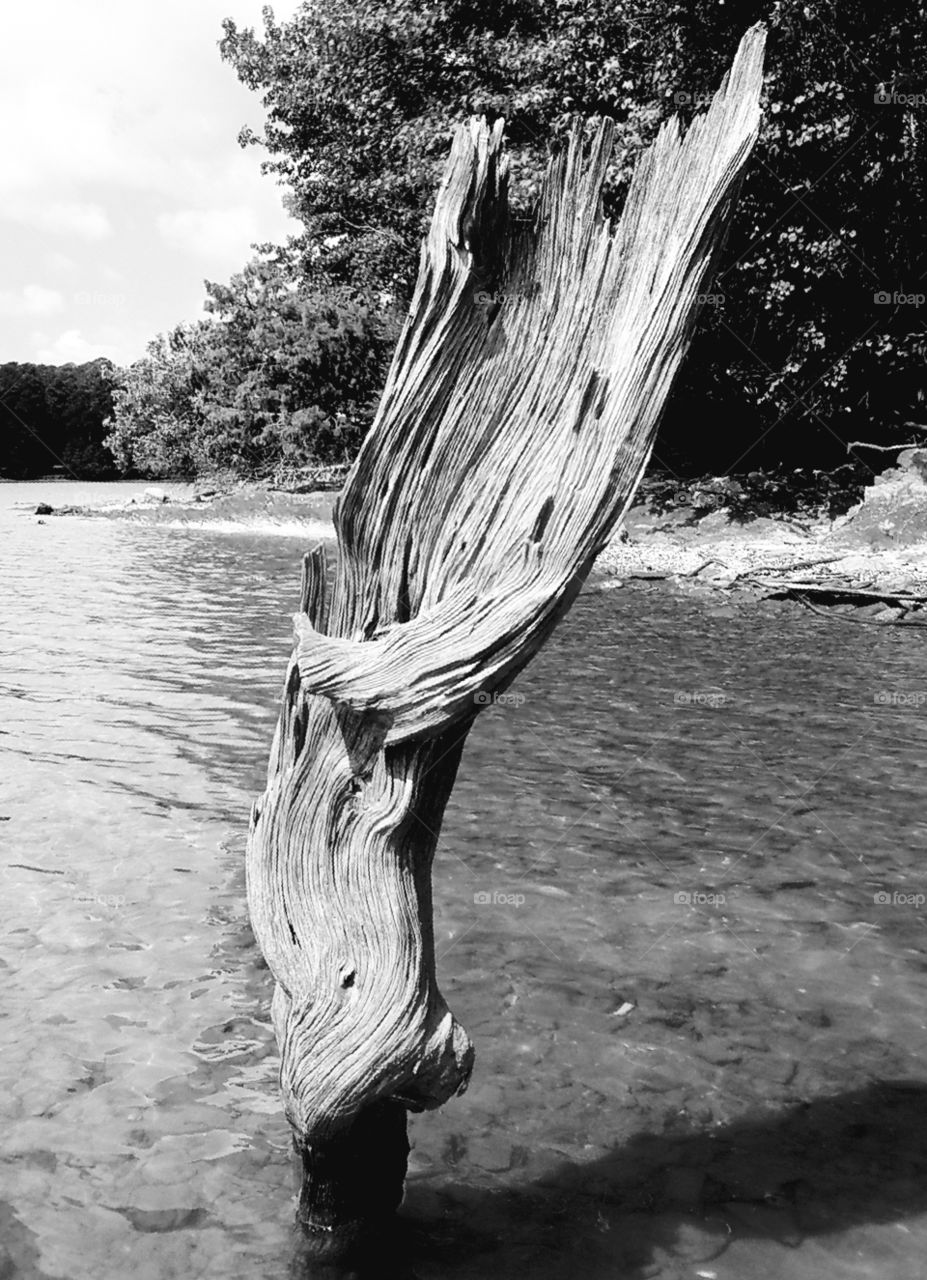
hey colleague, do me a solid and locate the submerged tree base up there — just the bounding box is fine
[248,25,766,1242]
[296,1101,410,1261]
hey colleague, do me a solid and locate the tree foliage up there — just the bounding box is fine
[220,0,674,297]
[0,360,116,479]
[105,261,401,478]
[221,0,927,473]
[104,326,209,478]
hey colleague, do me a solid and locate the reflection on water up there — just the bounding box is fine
[2,482,927,1279]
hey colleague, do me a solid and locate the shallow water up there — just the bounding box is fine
[3,480,927,1279]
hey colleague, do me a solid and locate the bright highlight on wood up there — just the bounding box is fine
[247,24,766,1247]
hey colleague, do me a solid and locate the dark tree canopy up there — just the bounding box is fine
[0,360,116,479]
[221,0,927,474]
[93,2,927,482]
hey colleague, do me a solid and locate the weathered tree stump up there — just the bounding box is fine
[247,25,766,1256]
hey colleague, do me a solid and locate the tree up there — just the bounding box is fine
[220,0,677,298]
[104,262,402,478]
[198,259,402,472]
[105,325,212,477]
[662,0,927,471]
[0,359,115,479]
[221,0,927,472]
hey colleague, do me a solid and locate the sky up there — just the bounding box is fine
[0,0,302,368]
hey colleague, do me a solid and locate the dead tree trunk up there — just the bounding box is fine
[247,25,765,1254]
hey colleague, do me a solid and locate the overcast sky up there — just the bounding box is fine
[0,0,302,368]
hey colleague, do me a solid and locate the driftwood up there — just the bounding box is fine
[766,590,927,627]
[847,440,924,453]
[246,25,766,1255]
[744,576,927,610]
[748,579,927,604]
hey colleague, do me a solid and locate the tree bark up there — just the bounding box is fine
[247,25,766,1254]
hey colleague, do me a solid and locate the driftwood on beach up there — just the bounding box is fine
[246,25,766,1252]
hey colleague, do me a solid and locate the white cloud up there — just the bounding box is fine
[33,328,121,365]
[157,206,261,261]
[0,0,303,365]
[44,251,79,275]
[5,200,112,241]
[0,285,65,318]
[40,203,111,241]
[0,2,302,205]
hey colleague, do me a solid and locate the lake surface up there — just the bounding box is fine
[3,480,927,1279]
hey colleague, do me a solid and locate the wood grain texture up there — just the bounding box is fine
[247,25,766,1237]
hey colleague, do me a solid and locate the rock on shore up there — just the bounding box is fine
[598,449,927,609]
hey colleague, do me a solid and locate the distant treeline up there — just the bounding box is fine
[1,360,116,479]
[85,3,927,479]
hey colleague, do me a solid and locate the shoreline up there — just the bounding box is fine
[24,460,927,623]
[594,500,927,623]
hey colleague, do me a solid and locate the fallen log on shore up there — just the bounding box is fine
[741,574,927,608]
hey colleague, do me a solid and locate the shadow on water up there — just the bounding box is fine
[286,1080,927,1279]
